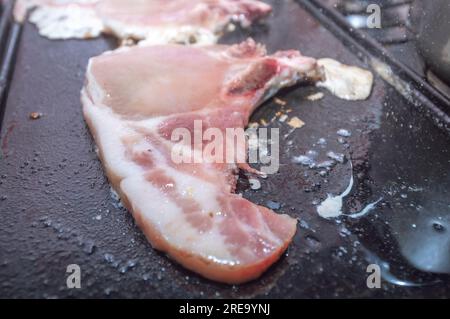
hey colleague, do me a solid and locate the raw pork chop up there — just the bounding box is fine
[97,0,272,44]
[21,0,271,43]
[82,39,323,283]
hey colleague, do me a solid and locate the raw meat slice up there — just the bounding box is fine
[82,39,323,283]
[97,0,272,44]
[20,0,271,44]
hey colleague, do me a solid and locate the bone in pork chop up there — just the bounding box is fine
[21,0,271,44]
[82,39,323,283]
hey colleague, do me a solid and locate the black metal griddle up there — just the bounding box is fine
[0,0,449,298]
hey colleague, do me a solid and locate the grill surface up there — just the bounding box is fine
[0,0,449,298]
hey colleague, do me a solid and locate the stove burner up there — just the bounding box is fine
[335,0,413,44]
[317,0,450,108]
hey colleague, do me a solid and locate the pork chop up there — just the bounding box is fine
[82,39,323,283]
[22,0,271,44]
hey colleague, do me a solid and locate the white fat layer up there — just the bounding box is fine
[317,58,374,101]
[121,164,282,264]
[83,76,240,263]
[121,175,236,263]
[81,91,143,179]
[29,4,103,39]
[84,61,105,104]
[104,19,219,46]
[139,27,218,46]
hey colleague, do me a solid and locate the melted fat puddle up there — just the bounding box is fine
[317,163,382,219]
[317,58,374,101]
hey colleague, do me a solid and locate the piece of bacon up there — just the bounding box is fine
[21,0,272,44]
[82,39,323,283]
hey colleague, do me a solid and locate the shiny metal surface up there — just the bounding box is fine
[411,0,450,86]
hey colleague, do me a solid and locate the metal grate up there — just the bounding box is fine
[0,0,14,57]
[0,0,23,128]
[333,0,414,44]
[315,0,450,104]
[301,0,450,126]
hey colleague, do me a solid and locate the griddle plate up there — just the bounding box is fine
[0,0,449,298]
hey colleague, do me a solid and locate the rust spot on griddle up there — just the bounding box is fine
[1,121,17,157]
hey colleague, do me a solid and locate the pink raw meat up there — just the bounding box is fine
[82,39,323,283]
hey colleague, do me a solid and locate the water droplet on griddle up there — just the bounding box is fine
[337,129,352,137]
[104,287,113,296]
[305,235,321,249]
[83,240,96,255]
[266,200,281,210]
[293,155,315,167]
[316,160,336,169]
[142,274,151,281]
[104,253,115,263]
[319,170,328,177]
[327,151,345,163]
[119,259,138,273]
[299,219,310,229]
